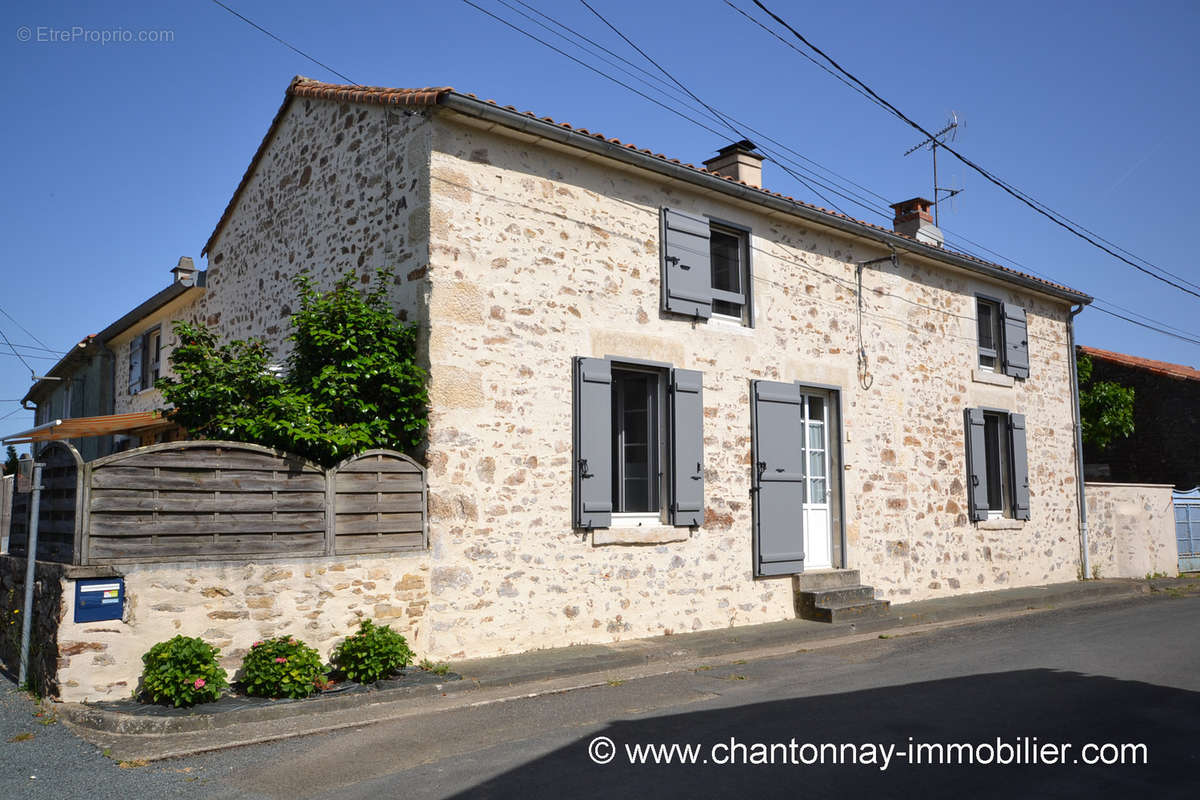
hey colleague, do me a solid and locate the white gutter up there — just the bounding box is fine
[1068,306,1090,579]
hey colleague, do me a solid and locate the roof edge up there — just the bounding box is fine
[1077,344,1200,382]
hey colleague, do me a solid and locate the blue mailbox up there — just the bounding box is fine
[74,578,124,623]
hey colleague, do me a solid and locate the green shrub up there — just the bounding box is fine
[241,636,326,699]
[139,635,228,707]
[331,620,415,683]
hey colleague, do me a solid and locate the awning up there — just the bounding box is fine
[2,411,172,444]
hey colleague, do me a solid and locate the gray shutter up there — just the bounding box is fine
[752,380,806,575]
[1008,413,1031,520]
[128,338,142,394]
[661,208,712,319]
[1002,304,1029,379]
[573,357,612,529]
[964,408,989,522]
[669,368,704,527]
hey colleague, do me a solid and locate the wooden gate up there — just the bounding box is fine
[7,442,83,563]
[331,450,427,554]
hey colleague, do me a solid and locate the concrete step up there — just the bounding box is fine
[803,597,892,624]
[794,569,860,592]
[804,585,878,607]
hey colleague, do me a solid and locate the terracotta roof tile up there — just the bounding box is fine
[201,77,1087,300]
[1078,345,1200,382]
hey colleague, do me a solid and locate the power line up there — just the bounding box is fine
[0,306,56,353]
[0,326,36,376]
[575,0,850,215]
[207,0,360,85]
[744,0,1200,302]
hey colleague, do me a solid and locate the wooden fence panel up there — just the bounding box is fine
[84,442,327,564]
[331,450,427,554]
[7,442,82,563]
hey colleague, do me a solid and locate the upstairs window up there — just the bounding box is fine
[661,208,752,326]
[128,325,162,395]
[975,297,1030,379]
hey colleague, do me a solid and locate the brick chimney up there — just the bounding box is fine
[171,256,198,286]
[890,197,944,246]
[703,139,765,188]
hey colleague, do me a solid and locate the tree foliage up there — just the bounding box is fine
[156,269,427,466]
[3,445,18,476]
[1077,353,1135,449]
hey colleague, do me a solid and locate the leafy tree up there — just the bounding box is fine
[1077,353,1135,449]
[3,445,18,476]
[156,269,427,466]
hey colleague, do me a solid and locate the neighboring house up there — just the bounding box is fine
[17,257,205,454]
[22,334,114,461]
[1079,345,1200,489]
[156,76,1093,661]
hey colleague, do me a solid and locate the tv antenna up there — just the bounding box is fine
[904,112,964,226]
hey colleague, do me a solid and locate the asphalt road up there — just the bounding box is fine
[3,594,1199,799]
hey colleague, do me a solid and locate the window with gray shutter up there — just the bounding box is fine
[964,408,989,522]
[1008,413,1031,520]
[661,208,712,319]
[752,380,806,575]
[1002,304,1029,379]
[669,369,704,527]
[573,357,612,529]
[128,338,143,395]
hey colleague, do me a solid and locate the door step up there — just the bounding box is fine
[795,570,891,623]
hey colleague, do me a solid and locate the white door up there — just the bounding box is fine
[802,393,833,569]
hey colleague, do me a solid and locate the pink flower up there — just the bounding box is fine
[193,678,206,689]
[275,657,287,663]
[252,641,263,648]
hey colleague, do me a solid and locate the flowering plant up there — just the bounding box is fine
[240,636,326,699]
[138,635,227,707]
[331,620,415,684]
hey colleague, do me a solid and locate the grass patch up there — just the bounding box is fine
[7,732,34,743]
[118,759,148,769]
[606,679,625,687]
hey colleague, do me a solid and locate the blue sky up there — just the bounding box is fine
[2,0,1198,441]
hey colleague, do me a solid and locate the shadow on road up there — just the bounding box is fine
[454,668,1199,798]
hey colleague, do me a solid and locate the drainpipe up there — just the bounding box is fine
[17,462,44,687]
[1068,306,1089,579]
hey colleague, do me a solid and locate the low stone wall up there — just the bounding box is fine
[1085,482,1177,578]
[51,552,430,702]
[0,555,67,696]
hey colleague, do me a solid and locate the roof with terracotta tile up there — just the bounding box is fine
[202,77,1089,302]
[1078,345,1200,383]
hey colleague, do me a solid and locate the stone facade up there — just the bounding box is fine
[1085,482,1177,578]
[417,117,1082,659]
[0,555,66,696]
[46,84,1091,693]
[51,554,429,702]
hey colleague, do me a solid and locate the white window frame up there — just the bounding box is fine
[982,410,1013,519]
[707,219,752,327]
[976,296,1003,372]
[609,363,668,525]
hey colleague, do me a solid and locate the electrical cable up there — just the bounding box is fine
[744,0,1200,301]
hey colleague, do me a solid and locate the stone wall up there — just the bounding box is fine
[0,556,66,697]
[418,113,1083,660]
[1085,482,1177,578]
[53,553,430,702]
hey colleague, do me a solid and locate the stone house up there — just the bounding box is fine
[18,76,1095,692]
[1079,344,1200,490]
[136,75,1090,662]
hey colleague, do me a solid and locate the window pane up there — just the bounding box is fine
[977,302,994,350]
[611,370,658,513]
[808,449,826,478]
[810,478,827,502]
[808,422,825,450]
[983,414,1003,511]
[807,396,824,421]
[710,230,741,294]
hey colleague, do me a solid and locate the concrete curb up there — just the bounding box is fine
[55,577,1200,761]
